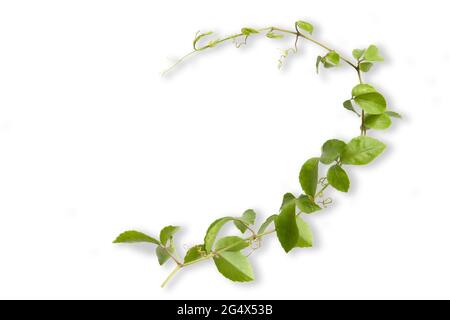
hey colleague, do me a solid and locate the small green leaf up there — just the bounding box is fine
[341,136,386,166]
[159,226,180,246]
[327,165,350,192]
[280,193,296,210]
[215,236,249,252]
[184,245,206,264]
[213,251,254,282]
[386,111,402,119]
[275,202,299,253]
[299,157,320,197]
[258,215,277,235]
[354,92,387,115]
[364,45,384,62]
[296,20,314,34]
[352,49,365,60]
[266,32,283,39]
[359,62,373,72]
[241,27,259,36]
[296,216,313,248]
[204,217,234,253]
[113,231,160,245]
[343,100,359,116]
[352,84,377,97]
[156,246,171,265]
[324,51,340,67]
[365,113,392,130]
[320,139,347,164]
[296,194,322,214]
[234,209,256,234]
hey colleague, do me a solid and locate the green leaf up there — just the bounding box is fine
[296,20,314,34]
[215,236,249,252]
[341,136,386,166]
[156,246,171,265]
[365,113,392,130]
[324,51,340,67]
[352,84,377,97]
[275,202,299,253]
[258,215,277,235]
[213,251,254,282]
[184,245,206,264]
[327,165,350,192]
[296,216,313,248]
[204,217,234,253]
[234,209,256,234]
[352,49,365,60]
[320,139,347,164]
[386,111,402,119]
[159,226,180,246]
[204,216,252,252]
[343,100,359,116]
[364,45,384,62]
[113,231,160,245]
[280,193,296,210]
[354,92,387,115]
[299,157,320,197]
[266,32,283,39]
[359,62,373,72]
[241,27,259,36]
[296,194,322,214]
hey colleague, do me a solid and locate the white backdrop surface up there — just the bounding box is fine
[0,0,448,299]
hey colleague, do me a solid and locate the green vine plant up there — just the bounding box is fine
[114,20,401,288]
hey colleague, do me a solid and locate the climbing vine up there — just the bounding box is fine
[114,20,400,287]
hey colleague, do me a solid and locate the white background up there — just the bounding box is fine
[0,0,448,300]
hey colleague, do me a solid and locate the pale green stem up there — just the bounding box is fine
[161,264,181,288]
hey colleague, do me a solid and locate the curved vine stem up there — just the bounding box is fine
[113,21,396,288]
[159,24,367,287]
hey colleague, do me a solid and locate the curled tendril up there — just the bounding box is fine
[278,48,297,69]
[193,31,215,51]
[233,36,249,48]
[319,177,328,187]
[319,198,333,208]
